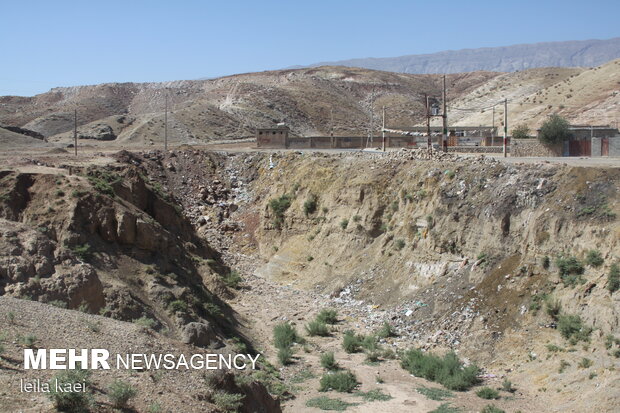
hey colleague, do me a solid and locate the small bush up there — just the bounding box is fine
[320,352,338,370]
[542,256,550,269]
[357,388,392,401]
[48,369,93,412]
[306,320,329,337]
[480,405,505,413]
[133,316,157,330]
[277,347,294,365]
[377,321,396,338]
[72,244,92,262]
[340,219,349,230]
[558,360,571,373]
[556,255,585,286]
[7,312,15,324]
[608,263,620,293]
[342,330,362,353]
[273,322,301,350]
[558,314,592,343]
[501,379,516,393]
[400,349,480,391]
[416,386,454,401]
[48,300,68,309]
[269,194,292,228]
[319,371,358,393]
[429,403,460,413]
[578,357,593,368]
[303,194,318,216]
[22,334,37,348]
[585,250,604,267]
[305,396,358,411]
[361,335,379,352]
[444,169,455,179]
[212,391,244,412]
[223,270,242,289]
[476,387,500,400]
[108,380,137,408]
[168,299,188,314]
[395,239,405,250]
[316,309,338,324]
[352,214,361,222]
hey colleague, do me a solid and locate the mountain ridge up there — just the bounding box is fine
[297,37,620,74]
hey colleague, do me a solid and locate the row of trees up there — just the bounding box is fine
[511,114,572,145]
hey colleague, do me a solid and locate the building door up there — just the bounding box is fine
[602,138,609,156]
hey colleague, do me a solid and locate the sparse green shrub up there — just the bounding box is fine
[22,334,37,348]
[480,405,505,413]
[56,189,65,197]
[307,255,314,261]
[316,309,338,324]
[357,388,392,401]
[85,320,101,333]
[7,312,15,324]
[585,250,604,267]
[501,379,516,393]
[319,371,358,393]
[391,201,399,212]
[212,391,244,412]
[545,298,562,321]
[476,387,500,400]
[147,402,163,413]
[340,219,349,230]
[578,358,593,368]
[546,344,564,353]
[322,207,329,214]
[608,263,620,293]
[305,396,358,411]
[168,299,188,314]
[77,301,90,313]
[273,322,301,350]
[342,330,362,353]
[444,169,455,179]
[400,349,480,391]
[395,239,405,250]
[429,403,460,413]
[558,314,591,343]
[71,244,92,262]
[320,352,338,370]
[556,255,585,286]
[542,255,550,269]
[277,347,294,365]
[377,321,396,338]
[48,300,68,309]
[361,335,379,352]
[426,215,434,229]
[107,380,137,408]
[352,214,361,222]
[306,320,329,337]
[304,194,318,217]
[87,170,121,197]
[48,369,93,412]
[512,124,531,139]
[133,316,156,330]
[416,386,454,401]
[269,194,292,228]
[223,270,242,289]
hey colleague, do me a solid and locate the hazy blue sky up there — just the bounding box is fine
[1,0,619,96]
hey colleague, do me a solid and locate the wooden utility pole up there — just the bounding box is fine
[503,99,508,157]
[442,75,448,152]
[492,105,495,146]
[164,92,168,151]
[330,108,334,148]
[426,94,431,151]
[73,109,77,156]
[382,106,386,152]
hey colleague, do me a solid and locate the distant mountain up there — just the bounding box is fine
[300,38,620,74]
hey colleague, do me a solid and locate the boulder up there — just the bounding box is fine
[182,322,218,348]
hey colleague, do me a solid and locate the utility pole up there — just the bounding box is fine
[503,99,508,157]
[492,105,495,146]
[369,97,374,148]
[73,109,77,156]
[442,75,448,152]
[330,108,334,148]
[382,106,386,152]
[426,94,431,151]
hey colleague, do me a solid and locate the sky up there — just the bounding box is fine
[1,0,619,96]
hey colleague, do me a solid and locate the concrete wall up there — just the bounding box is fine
[592,136,620,156]
[510,139,562,157]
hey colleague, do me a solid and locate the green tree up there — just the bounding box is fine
[538,114,572,145]
[511,124,531,139]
